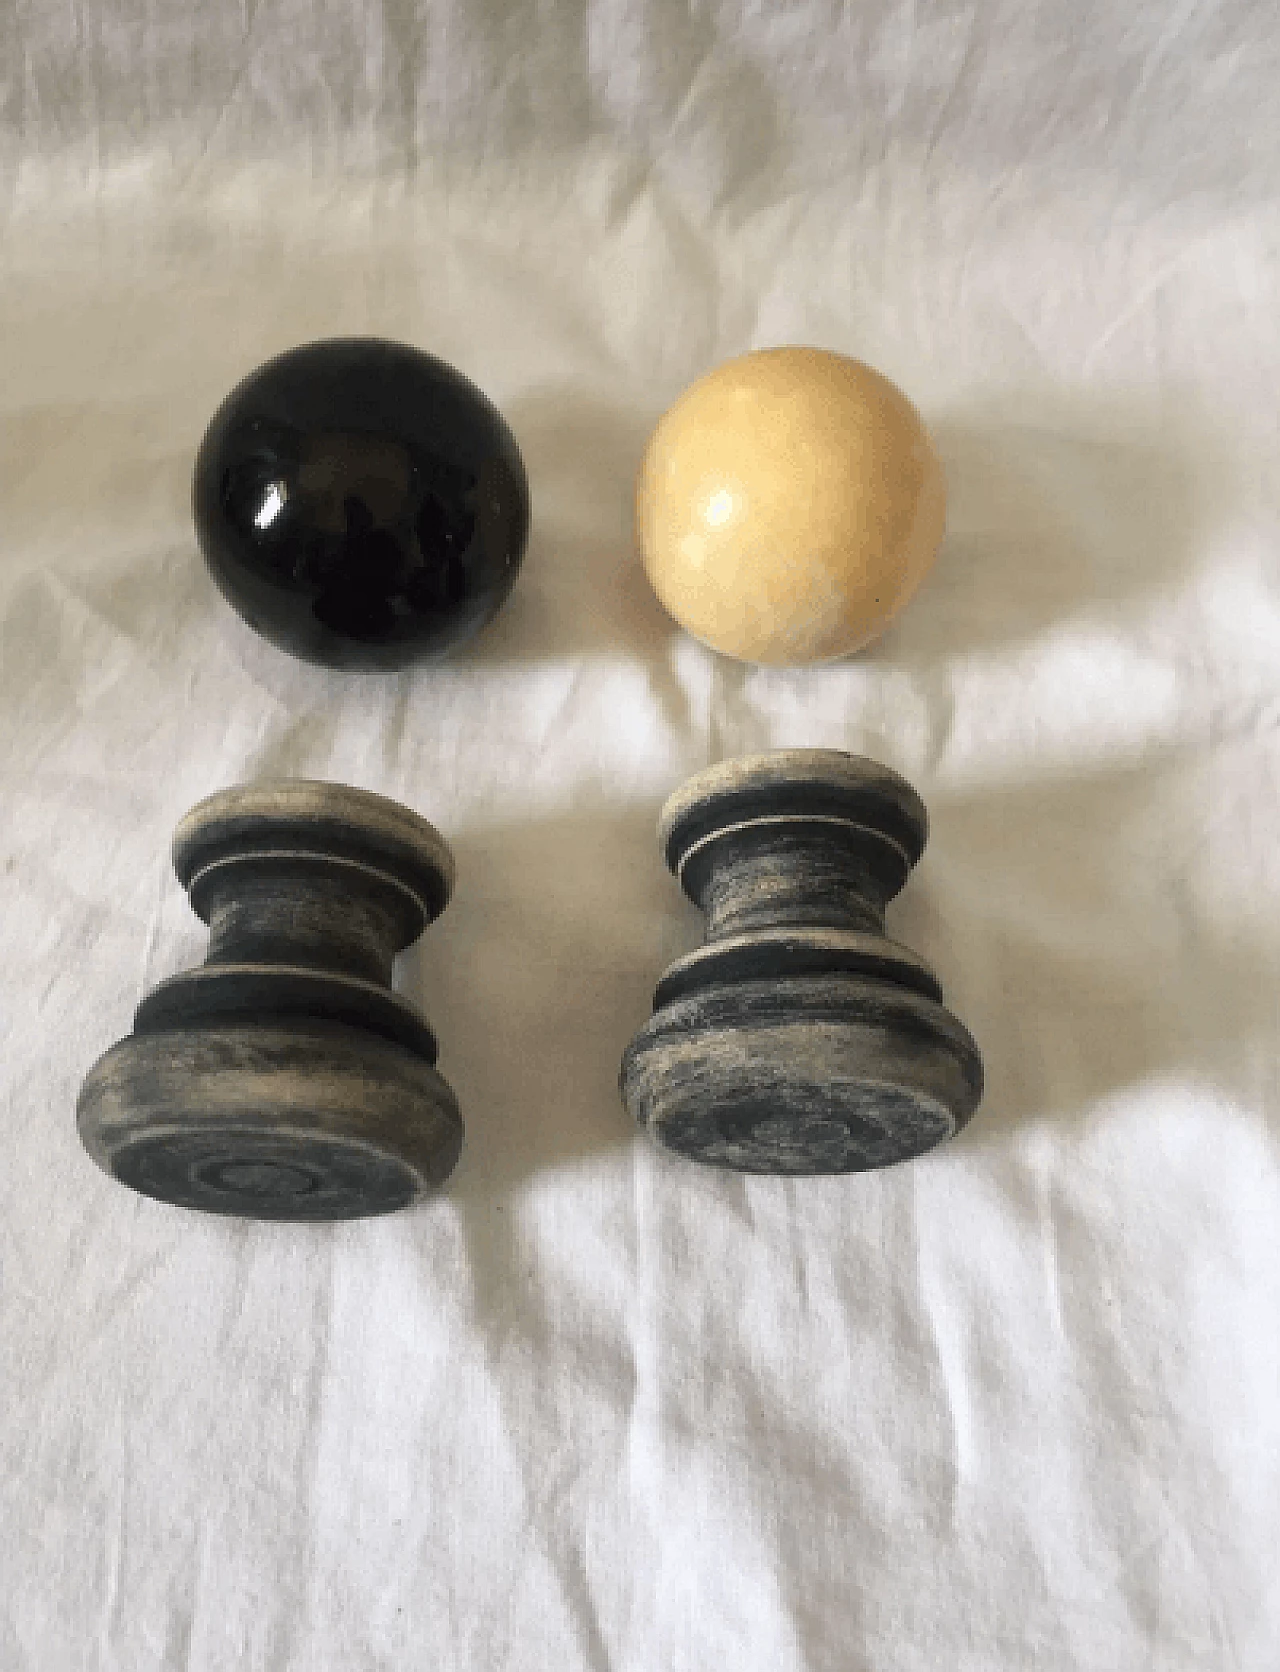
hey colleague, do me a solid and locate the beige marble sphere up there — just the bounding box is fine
[636,347,946,665]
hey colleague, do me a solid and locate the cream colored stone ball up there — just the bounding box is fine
[636,348,945,665]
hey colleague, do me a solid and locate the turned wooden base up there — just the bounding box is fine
[621,751,983,1174]
[77,781,461,1220]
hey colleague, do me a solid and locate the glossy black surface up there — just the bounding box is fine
[193,338,530,670]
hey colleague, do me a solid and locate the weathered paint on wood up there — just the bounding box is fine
[77,780,461,1220]
[621,750,983,1174]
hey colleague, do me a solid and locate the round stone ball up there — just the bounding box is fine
[193,338,530,671]
[635,347,945,665]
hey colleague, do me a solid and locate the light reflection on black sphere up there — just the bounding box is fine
[193,338,530,671]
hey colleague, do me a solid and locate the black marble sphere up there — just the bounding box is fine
[193,338,530,670]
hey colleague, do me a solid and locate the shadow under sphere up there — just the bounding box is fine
[193,338,531,671]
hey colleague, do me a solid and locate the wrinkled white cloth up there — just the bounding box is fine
[2,4,1279,1668]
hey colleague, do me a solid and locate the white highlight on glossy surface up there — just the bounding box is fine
[253,480,287,529]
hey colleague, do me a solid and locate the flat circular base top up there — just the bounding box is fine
[658,749,928,876]
[636,346,945,666]
[172,778,455,916]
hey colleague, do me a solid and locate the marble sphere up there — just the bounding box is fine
[636,347,945,665]
[194,338,530,671]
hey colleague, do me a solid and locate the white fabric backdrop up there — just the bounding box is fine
[3,3,1279,1667]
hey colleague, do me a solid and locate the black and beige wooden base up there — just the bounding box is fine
[620,750,983,1174]
[77,781,461,1221]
